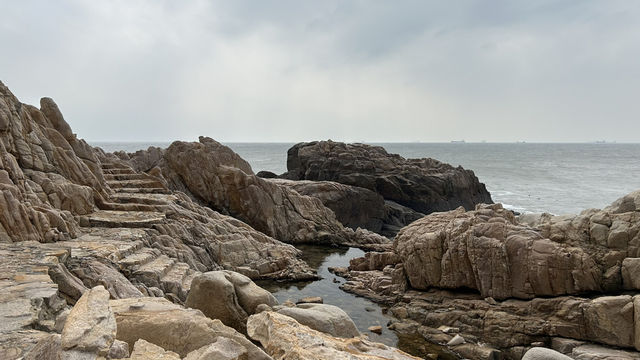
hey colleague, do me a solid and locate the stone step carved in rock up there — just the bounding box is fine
[107,179,165,189]
[114,187,172,195]
[81,210,165,229]
[110,193,177,206]
[104,173,151,181]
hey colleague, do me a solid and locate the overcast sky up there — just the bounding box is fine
[1,1,639,142]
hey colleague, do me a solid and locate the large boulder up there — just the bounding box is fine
[247,311,420,360]
[282,140,492,214]
[110,297,271,360]
[185,270,278,333]
[61,286,116,357]
[395,204,604,300]
[276,303,360,338]
[268,178,386,233]
[159,137,387,246]
[184,338,248,360]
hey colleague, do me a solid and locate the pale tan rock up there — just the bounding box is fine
[110,297,270,359]
[622,258,640,290]
[108,340,130,359]
[522,347,573,360]
[61,286,116,356]
[128,339,180,360]
[634,295,640,351]
[571,344,640,360]
[161,137,388,246]
[184,337,248,360]
[395,203,615,300]
[276,303,360,338]
[282,140,492,215]
[248,311,420,360]
[581,295,634,348]
[185,270,278,333]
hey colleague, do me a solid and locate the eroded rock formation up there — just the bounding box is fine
[282,140,493,214]
[247,311,421,360]
[123,137,389,247]
[333,191,640,359]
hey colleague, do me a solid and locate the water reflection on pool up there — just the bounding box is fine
[257,245,459,360]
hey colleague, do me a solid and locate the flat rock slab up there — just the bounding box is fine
[84,211,165,228]
[0,242,68,357]
[110,193,177,206]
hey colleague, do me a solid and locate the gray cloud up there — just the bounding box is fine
[1,0,639,142]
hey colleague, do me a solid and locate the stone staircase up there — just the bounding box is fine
[73,162,201,302]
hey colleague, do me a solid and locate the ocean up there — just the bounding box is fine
[91,142,640,215]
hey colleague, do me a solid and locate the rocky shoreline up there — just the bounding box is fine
[1,80,638,360]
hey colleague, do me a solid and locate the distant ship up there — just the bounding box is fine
[450,140,466,144]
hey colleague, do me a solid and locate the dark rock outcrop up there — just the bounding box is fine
[282,140,493,215]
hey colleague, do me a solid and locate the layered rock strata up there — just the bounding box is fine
[247,311,421,360]
[332,192,640,359]
[282,140,492,215]
[121,138,388,247]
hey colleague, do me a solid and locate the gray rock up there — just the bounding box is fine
[446,334,465,346]
[522,347,573,360]
[185,270,278,333]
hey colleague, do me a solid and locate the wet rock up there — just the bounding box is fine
[185,270,278,333]
[368,325,383,334]
[247,311,420,359]
[277,303,360,338]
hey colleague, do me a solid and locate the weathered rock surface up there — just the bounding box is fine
[522,347,573,360]
[269,178,387,232]
[282,140,492,214]
[154,137,388,246]
[110,297,271,359]
[184,337,248,360]
[334,190,640,359]
[248,311,420,359]
[61,286,116,356]
[395,203,629,300]
[276,303,360,338]
[0,242,68,359]
[185,270,278,333]
[127,339,180,360]
[0,80,107,243]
